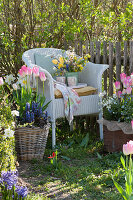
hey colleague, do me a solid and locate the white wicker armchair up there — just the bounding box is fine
[22,48,109,148]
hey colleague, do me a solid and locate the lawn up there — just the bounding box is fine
[17,120,125,200]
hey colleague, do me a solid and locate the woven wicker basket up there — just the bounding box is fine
[15,124,50,161]
[103,125,133,152]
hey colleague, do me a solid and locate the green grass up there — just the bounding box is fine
[17,119,126,199]
[19,137,125,199]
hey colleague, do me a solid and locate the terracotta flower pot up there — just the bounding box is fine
[103,125,133,152]
[97,119,133,152]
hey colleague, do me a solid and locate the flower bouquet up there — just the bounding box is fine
[52,49,90,86]
[98,72,133,152]
[10,65,50,160]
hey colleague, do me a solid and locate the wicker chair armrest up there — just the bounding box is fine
[79,62,109,93]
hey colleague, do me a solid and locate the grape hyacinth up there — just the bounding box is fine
[26,111,31,123]
[0,171,18,190]
[30,112,34,122]
[31,101,35,112]
[23,101,48,127]
[0,170,28,199]
[25,102,30,111]
[15,185,28,198]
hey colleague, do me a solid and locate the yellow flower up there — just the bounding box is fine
[58,63,63,69]
[22,80,27,85]
[52,59,58,65]
[59,57,64,64]
[77,64,82,68]
[85,54,91,58]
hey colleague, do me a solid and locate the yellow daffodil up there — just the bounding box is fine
[52,59,58,65]
[77,64,82,68]
[59,57,64,64]
[58,63,63,69]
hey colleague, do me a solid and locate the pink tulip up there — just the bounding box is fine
[131,74,133,85]
[18,69,24,77]
[116,91,122,98]
[126,76,130,79]
[126,87,132,94]
[21,65,28,75]
[123,141,133,155]
[115,81,120,90]
[39,72,46,82]
[123,79,129,88]
[122,89,126,95]
[33,66,39,77]
[131,120,133,130]
[27,67,32,76]
[120,73,126,82]
[0,77,4,86]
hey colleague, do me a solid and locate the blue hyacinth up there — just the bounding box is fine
[26,111,31,123]
[0,171,18,190]
[30,112,34,122]
[32,101,35,111]
[16,185,28,198]
[25,102,30,111]
[34,103,38,116]
[38,107,42,117]
[66,64,69,71]
[0,170,28,199]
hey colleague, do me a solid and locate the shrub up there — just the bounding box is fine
[0,98,16,172]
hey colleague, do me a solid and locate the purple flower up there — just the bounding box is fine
[32,101,35,111]
[0,171,18,189]
[25,102,30,111]
[38,107,42,117]
[26,111,31,123]
[16,186,28,198]
[30,112,34,122]
[66,64,69,71]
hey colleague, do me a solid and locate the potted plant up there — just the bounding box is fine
[98,72,133,152]
[52,48,90,86]
[12,65,50,161]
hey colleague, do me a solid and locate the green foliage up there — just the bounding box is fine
[103,95,133,123]
[113,155,133,200]
[0,0,133,76]
[19,143,124,199]
[0,99,16,172]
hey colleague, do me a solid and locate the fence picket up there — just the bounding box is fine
[96,41,101,64]
[130,41,133,73]
[90,41,94,62]
[124,41,128,74]
[103,41,108,93]
[79,41,83,56]
[85,40,89,54]
[116,42,121,81]
[109,42,113,96]
[70,40,132,95]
